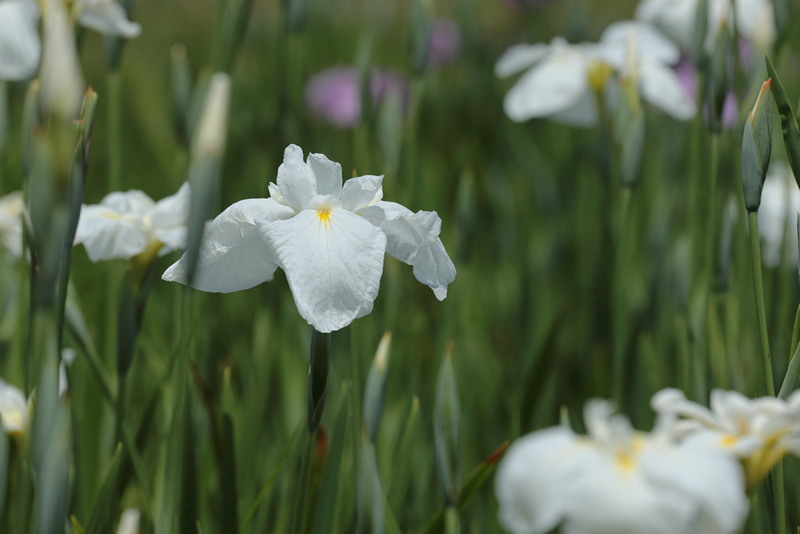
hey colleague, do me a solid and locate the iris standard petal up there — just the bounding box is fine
[503,50,588,123]
[307,153,343,197]
[100,189,154,217]
[0,0,41,81]
[258,207,386,333]
[358,201,456,299]
[495,428,589,534]
[341,175,384,212]
[639,60,696,120]
[77,1,142,38]
[495,43,552,78]
[277,144,317,210]
[601,21,680,66]
[74,206,148,262]
[162,198,294,292]
[150,182,190,230]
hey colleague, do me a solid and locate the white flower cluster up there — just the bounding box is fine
[496,388,800,534]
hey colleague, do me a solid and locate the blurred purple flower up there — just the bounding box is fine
[428,19,461,67]
[721,91,739,129]
[675,57,697,103]
[305,66,410,129]
[674,56,738,129]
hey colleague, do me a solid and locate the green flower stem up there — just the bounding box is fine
[747,210,784,534]
[704,134,719,280]
[612,187,631,406]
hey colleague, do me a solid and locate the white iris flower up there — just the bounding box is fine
[495,400,748,534]
[495,21,694,126]
[756,161,800,268]
[652,388,800,490]
[0,0,141,81]
[162,144,457,333]
[0,378,29,437]
[74,182,191,263]
[636,0,775,58]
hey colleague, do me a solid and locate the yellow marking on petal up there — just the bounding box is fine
[615,451,636,473]
[102,212,123,221]
[317,210,332,230]
[721,435,738,448]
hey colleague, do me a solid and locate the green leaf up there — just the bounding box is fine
[779,335,800,400]
[85,445,124,534]
[766,54,800,190]
[221,415,239,534]
[0,428,8,523]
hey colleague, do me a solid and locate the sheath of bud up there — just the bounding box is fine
[741,79,773,212]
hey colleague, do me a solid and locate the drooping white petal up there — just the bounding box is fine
[152,227,187,255]
[277,144,317,211]
[548,88,598,128]
[495,428,589,534]
[341,175,384,212]
[495,43,552,78]
[74,205,148,262]
[0,378,29,435]
[258,201,387,333]
[100,189,154,217]
[307,153,343,197]
[0,0,41,81]
[601,21,681,66]
[358,201,455,300]
[639,59,696,120]
[76,1,142,38]
[150,182,190,230]
[162,198,294,292]
[502,49,589,123]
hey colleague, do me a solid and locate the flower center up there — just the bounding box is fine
[317,209,332,227]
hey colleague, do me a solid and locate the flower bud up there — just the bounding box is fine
[741,79,773,212]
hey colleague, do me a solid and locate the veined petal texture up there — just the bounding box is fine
[277,144,317,210]
[74,205,148,262]
[359,201,456,300]
[162,198,293,292]
[307,152,343,197]
[0,0,41,81]
[76,0,141,38]
[341,174,383,212]
[258,206,387,333]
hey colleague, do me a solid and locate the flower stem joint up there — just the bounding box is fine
[742,79,774,213]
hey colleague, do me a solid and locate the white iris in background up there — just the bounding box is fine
[74,182,191,263]
[0,378,29,437]
[0,191,23,261]
[652,388,800,490]
[0,0,141,81]
[163,144,456,333]
[495,400,748,534]
[755,161,800,268]
[495,21,694,126]
[636,0,775,59]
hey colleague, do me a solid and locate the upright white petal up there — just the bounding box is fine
[277,144,317,211]
[307,153,343,197]
[635,0,698,51]
[40,0,84,119]
[101,190,155,216]
[639,59,696,120]
[150,182,191,230]
[341,175,384,212]
[502,49,590,123]
[495,428,589,534]
[76,1,142,38]
[162,198,293,293]
[358,201,456,300]
[0,0,41,81]
[601,21,681,66]
[495,43,552,78]
[74,205,148,262]
[258,199,387,333]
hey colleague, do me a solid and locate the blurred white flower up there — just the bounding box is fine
[0,191,24,261]
[652,388,800,490]
[636,0,775,59]
[0,378,29,437]
[116,508,140,534]
[163,144,456,333]
[495,22,694,126]
[0,0,140,82]
[756,161,800,268]
[74,182,191,263]
[58,348,76,398]
[495,399,748,534]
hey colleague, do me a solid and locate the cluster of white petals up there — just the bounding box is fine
[163,144,456,333]
[495,21,695,126]
[652,388,800,488]
[0,191,24,261]
[496,399,749,534]
[0,378,29,437]
[0,0,140,82]
[757,161,800,268]
[74,183,191,263]
[636,0,775,58]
